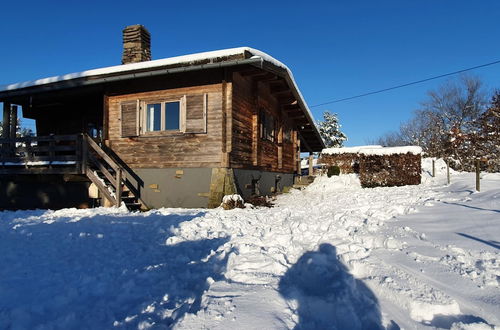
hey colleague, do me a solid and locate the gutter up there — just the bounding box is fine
[0,57,264,98]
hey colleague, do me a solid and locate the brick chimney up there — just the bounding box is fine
[121,25,151,64]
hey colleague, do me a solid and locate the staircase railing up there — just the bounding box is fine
[83,134,124,207]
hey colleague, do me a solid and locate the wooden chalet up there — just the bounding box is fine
[0,25,324,210]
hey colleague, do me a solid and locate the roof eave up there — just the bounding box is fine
[257,61,325,152]
[0,57,263,100]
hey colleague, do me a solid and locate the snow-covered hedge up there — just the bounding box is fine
[319,146,422,187]
[359,153,421,187]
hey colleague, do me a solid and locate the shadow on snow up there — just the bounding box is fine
[456,232,500,250]
[428,313,490,329]
[442,201,500,214]
[278,243,390,330]
[0,211,230,329]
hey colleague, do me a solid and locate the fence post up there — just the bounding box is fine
[446,159,450,185]
[475,159,480,192]
[432,159,435,177]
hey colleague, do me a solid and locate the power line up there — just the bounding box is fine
[310,59,500,107]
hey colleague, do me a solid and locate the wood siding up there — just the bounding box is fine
[107,84,223,168]
[231,72,297,173]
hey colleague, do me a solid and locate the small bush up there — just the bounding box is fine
[246,195,274,208]
[327,166,341,177]
[221,194,245,210]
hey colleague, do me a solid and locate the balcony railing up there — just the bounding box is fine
[0,134,83,174]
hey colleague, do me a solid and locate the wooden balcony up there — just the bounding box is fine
[0,134,84,175]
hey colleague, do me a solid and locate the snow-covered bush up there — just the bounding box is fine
[220,194,245,210]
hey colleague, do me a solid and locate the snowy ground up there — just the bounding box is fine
[0,160,499,329]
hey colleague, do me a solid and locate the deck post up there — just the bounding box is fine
[308,153,314,176]
[81,134,88,174]
[2,102,10,138]
[2,102,11,156]
[10,105,17,139]
[116,168,123,207]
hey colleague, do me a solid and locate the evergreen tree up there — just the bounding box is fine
[317,111,347,148]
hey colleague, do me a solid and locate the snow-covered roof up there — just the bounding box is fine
[0,46,324,151]
[359,146,422,156]
[322,145,383,155]
[0,47,275,92]
[322,145,422,156]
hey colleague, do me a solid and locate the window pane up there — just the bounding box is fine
[259,110,266,139]
[147,103,161,131]
[165,101,180,130]
[266,114,275,142]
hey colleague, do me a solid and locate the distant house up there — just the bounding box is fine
[0,25,324,210]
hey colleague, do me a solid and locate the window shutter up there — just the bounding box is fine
[185,94,207,133]
[120,100,139,137]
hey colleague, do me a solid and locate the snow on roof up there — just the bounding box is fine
[0,46,322,149]
[322,145,383,155]
[322,145,422,156]
[0,47,278,92]
[359,146,422,155]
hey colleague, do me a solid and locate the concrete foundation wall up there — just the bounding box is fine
[132,168,294,208]
[0,175,91,210]
[0,168,294,211]
[232,169,294,200]
[133,168,213,209]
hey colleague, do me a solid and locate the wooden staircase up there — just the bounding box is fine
[83,135,142,211]
[0,133,144,210]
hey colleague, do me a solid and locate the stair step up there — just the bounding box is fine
[125,202,142,211]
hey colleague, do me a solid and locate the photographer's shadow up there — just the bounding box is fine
[279,244,389,330]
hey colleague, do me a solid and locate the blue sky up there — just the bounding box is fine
[1,0,499,146]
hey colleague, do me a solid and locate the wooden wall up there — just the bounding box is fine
[231,72,297,173]
[107,84,224,168]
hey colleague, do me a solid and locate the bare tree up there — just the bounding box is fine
[375,75,490,170]
[475,91,500,172]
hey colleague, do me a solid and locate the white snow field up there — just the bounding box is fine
[0,159,499,329]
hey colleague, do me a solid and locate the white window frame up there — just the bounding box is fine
[140,96,186,134]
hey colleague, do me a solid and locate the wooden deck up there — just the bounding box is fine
[0,134,140,209]
[0,134,83,174]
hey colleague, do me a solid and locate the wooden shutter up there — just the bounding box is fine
[185,94,207,133]
[120,100,139,137]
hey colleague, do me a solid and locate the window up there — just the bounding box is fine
[120,93,207,137]
[260,109,276,142]
[145,100,181,132]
